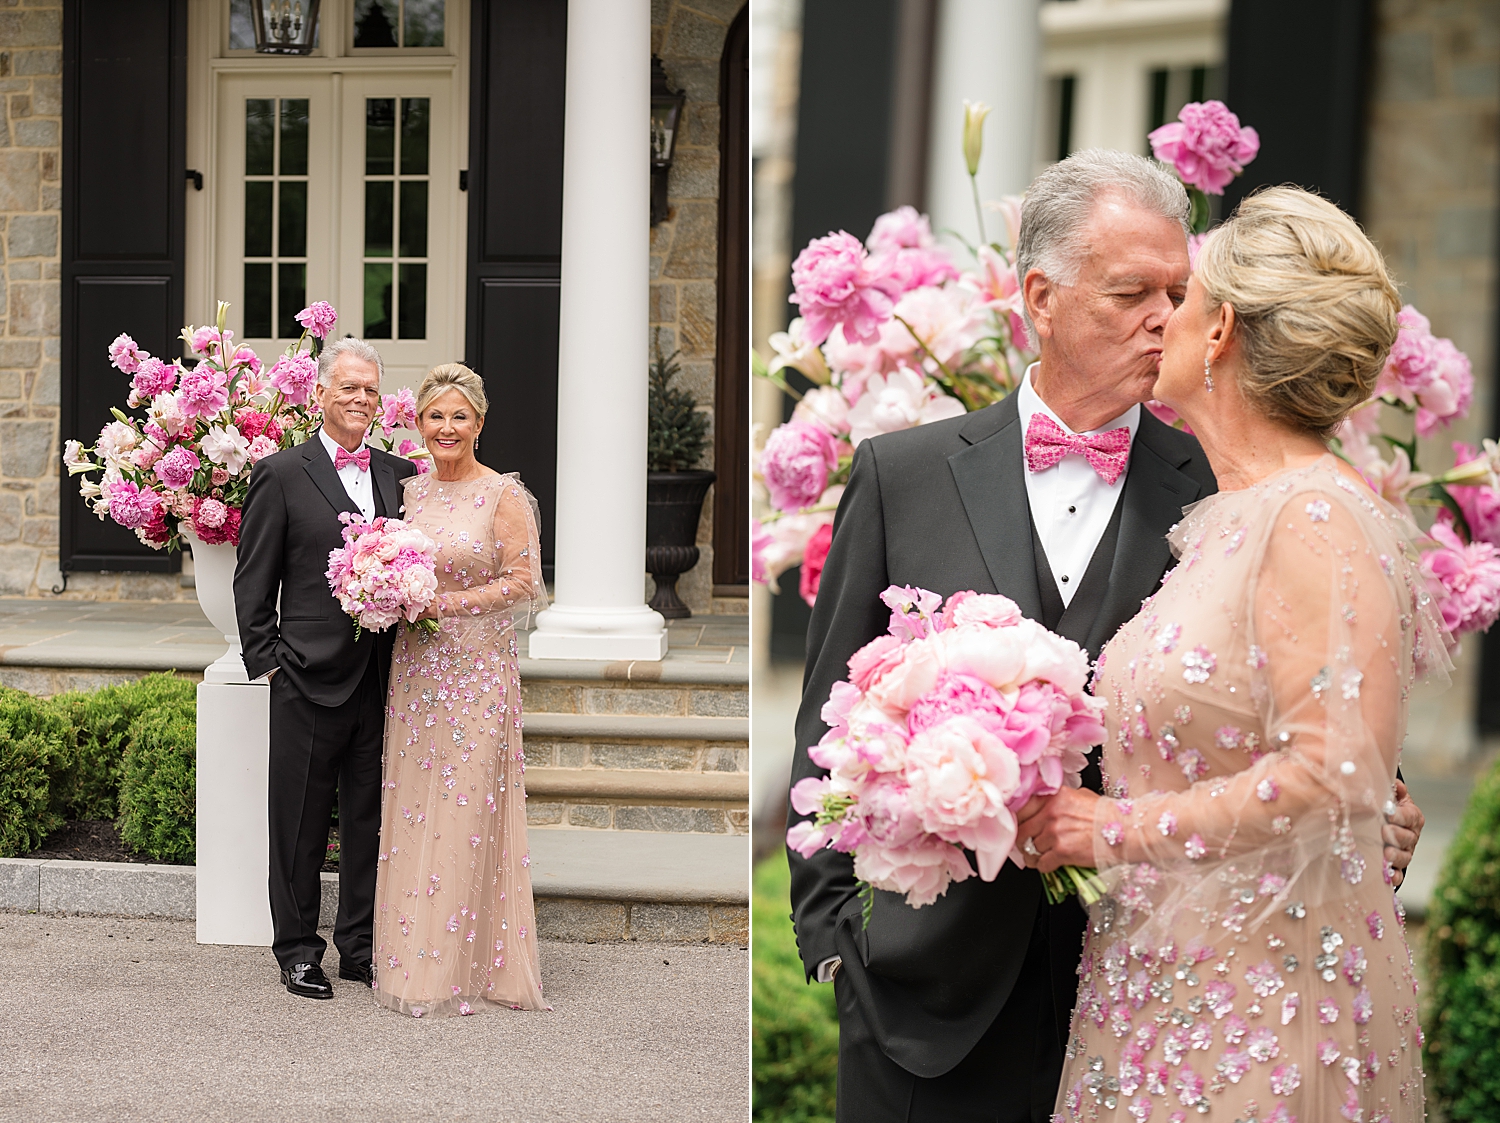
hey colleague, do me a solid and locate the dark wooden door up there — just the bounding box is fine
[465,0,567,575]
[60,0,187,573]
[712,7,749,592]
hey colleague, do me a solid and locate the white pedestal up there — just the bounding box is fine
[195,679,272,946]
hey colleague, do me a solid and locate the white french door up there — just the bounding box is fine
[209,69,461,398]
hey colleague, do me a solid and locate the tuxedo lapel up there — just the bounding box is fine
[301,436,361,519]
[1083,411,1207,654]
[372,455,399,518]
[946,395,1044,624]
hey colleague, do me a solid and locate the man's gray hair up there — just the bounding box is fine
[1016,149,1191,341]
[316,336,385,386]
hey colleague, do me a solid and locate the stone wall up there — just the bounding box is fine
[1362,0,1500,762]
[651,0,746,615]
[0,0,61,599]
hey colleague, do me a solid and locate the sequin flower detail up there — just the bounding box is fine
[1256,777,1280,802]
[1156,622,1182,653]
[1317,1038,1341,1066]
[1245,1026,1280,1062]
[1352,987,1373,1024]
[1157,811,1178,837]
[1216,1048,1251,1084]
[1269,1062,1302,1095]
[1184,834,1206,860]
[1214,726,1242,751]
[1245,960,1285,998]
[1178,748,1207,782]
[1181,646,1216,684]
[1317,997,1340,1024]
[1366,911,1385,940]
[1204,980,1235,1018]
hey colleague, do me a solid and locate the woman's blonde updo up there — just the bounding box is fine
[1195,186,1400,437]
[416,363,489,419]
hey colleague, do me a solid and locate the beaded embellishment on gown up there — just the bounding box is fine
[1054,458,1450,1121]
[373,473,550,1017]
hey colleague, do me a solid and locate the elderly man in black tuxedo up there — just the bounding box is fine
[235,337,418,1000]
[785,149,1428,1121]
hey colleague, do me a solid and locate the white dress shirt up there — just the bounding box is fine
[1017,363,1140,607]
[319,426,375,522]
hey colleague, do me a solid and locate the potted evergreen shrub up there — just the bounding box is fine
[647,345,714,618]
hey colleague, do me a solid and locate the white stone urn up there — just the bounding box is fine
[181,528,248,684]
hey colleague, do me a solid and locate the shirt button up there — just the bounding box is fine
[1061,575,1070,583]
[1068,505,1077,514]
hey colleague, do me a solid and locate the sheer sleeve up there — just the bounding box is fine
[434,476,548,627]
[1091,479,1442,888]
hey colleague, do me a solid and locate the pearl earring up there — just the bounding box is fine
[1204,356,1215,393]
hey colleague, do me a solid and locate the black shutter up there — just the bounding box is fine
[60,0,187,573]
[1222,0,1372,220]
[712,8,749,591]
[465,0,568,573]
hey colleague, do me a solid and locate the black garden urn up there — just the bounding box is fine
[646,469,716,619]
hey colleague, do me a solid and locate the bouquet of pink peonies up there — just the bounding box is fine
[325,512,441,640]
[787,584,1109,912]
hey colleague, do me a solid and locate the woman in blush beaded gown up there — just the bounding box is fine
[1017,187,1452,1120]
[372,363,550,1017]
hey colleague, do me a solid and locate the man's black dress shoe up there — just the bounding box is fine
[281,962,334,999]
[338,960,374,987]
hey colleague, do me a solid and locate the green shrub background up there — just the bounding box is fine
[0,673,197,861]
[753,855,838,1123]
[1426,753,1500,1118]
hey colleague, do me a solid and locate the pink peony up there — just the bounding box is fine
[799,522,833,607]
[247,435,279,463]
[903,716,1020,879]
[866,206,958,293]
[192,496,241,545]
[1446,442,1500,547]
[946,593,1023,631]
[906,672,1009,738]
[149,391,192,439]
[104,478,163,530]
[129,357,178,407]
[228,346,262,376]
[760,421,838,513]
[790,386,852,437]
[1378,306,1439,401]
[1148,100,1259,195]
[153,445,200,489]
[1415,336,1473,436]
[269,353,319,406]
[881,584,944,641]
[866,637,944,714]
[380,387,417,435]
[178,364,230,419]
[848,634,906,693]
[108,332,144,374]
[1423,520,1500,634]
[1145,401,1191,432]
[789,230,903,346]
[295,300,338,340]
[190,325,232,356]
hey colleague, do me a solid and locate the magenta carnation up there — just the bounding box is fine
[790,230,902,346]
[154,445,201,489]
[760,421,838,512]
[1148,100,1260,195]
[191,496,241,545]
[269,353,318,406]
[233,407,283,444]
[105,478,164,530]
[799,522,834,607]
[178,365,230,419]
[1423,520,1500,635]
[108,332,145,374]
[295,301,338,340]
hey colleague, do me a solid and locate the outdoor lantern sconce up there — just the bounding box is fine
[251,0,321,54]
[650,57,685,226]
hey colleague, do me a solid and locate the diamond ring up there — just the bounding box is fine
[1022,836,1040,858]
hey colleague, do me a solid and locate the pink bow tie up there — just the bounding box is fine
[1023,412,1131,485]
[335,445,371,473]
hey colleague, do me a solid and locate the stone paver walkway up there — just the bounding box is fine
[0,912,748,1123]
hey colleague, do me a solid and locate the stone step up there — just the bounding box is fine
[0,830,748,945]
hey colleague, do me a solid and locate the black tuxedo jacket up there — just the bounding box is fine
[786,392,1216,1078]
[234,433,419,707]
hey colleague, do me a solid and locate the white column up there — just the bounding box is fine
[529,0,667,662]
[925,0,1040,249]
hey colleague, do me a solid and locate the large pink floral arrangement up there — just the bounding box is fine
[65,300,428,548]
[756,197,1034,604]
[786,585,1107,909]
[325,512,441,639]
